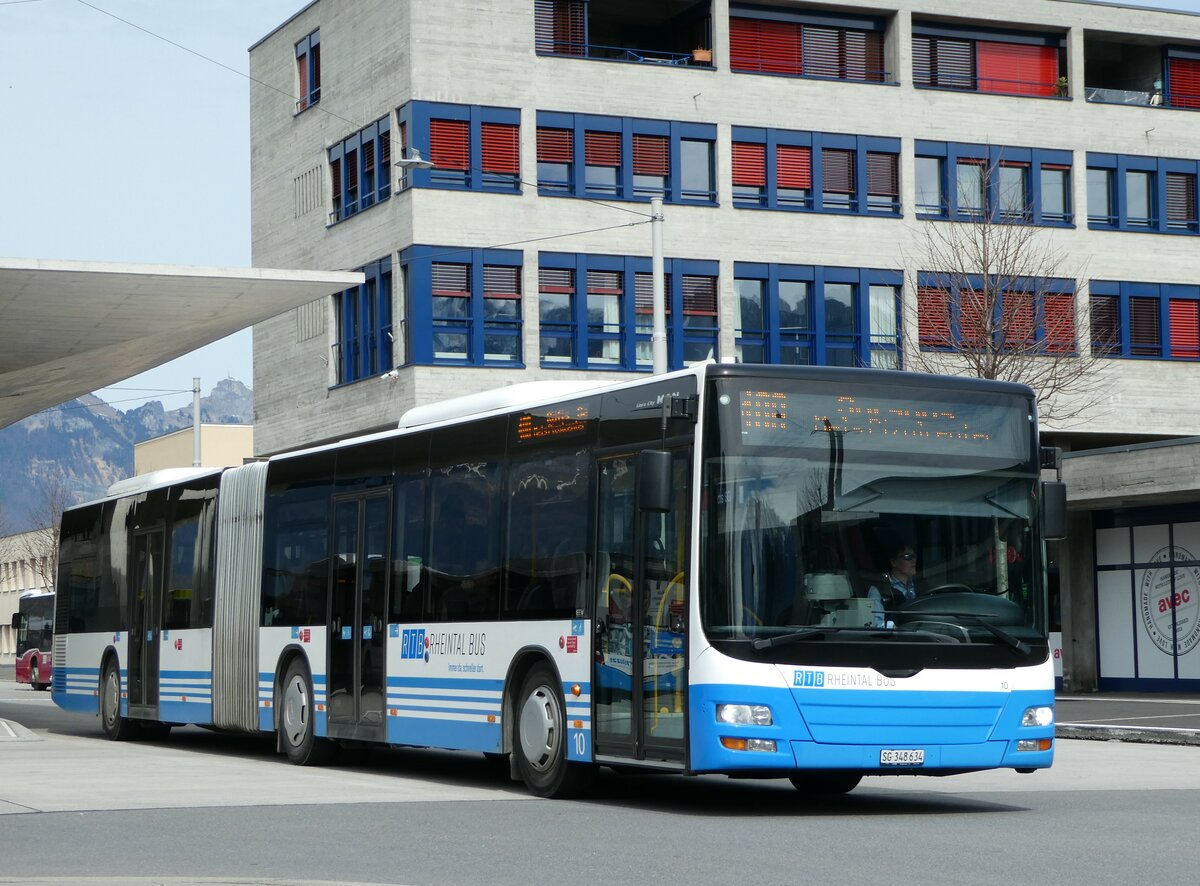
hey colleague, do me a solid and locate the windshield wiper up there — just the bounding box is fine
[751,626,958,650]
[896,609,1031,655]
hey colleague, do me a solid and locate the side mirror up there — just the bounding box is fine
[1042,481,1068,541]
[639,449,674,513]
[11,612,21,630]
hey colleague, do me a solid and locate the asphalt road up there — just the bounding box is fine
[3,679,1199,886]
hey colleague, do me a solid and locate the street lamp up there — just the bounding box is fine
[394,147,435,170]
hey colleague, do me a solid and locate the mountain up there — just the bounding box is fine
[0,379,252,535]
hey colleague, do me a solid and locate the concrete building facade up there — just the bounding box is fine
[133,424,254,476]
[249,0,1200,691]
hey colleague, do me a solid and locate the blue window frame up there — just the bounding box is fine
[329,117,391,223]
[403,247,523,367]
[335,258,392,385]
[296,29,320,112]
[1089,280,1200,360]
[730,128,900,216]
[537,252,719,371]
[915,141,1073,225]
[397,102,522,195]
[733,264,902,367]
[535,112,716,205]
[917,272,1076,354]
[1087,153,1200,236]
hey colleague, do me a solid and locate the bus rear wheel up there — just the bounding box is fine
[788,771,863,795]
[100,660,137,741]
[514,663,592,798]
[28,656,42,691]
[279,660,336,766]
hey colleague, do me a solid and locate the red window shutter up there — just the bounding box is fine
[380,131,390,169]
[330,157,342,200]
[584,132,621,167]
[346,148,359,191]
[429,119,469,171]
[535,0,585,56]
[632,134,669,176]
[311,42,321,90]
[539,267,574,293]
[1166,172,1197,226]
[1129,297,1161,356]
[634,273,657,315]
[918,286,950,346]
[822,149,854,194]
[1004,293,1035,347]
[1169,299,1200,359]
[866,152,898,196]
[729,17,802,75]
[959,290,988,347]
[483,265,521,299]
[1090,295,1120,355]
[363,140,375,177]
[481,122,519,175]
[844,29,884,82]
[977,41,1058,97]
[431,263,470,296]
[776,145,812,189]
[587,270,622,294]
[917,36,975,89]
[537,128,573,164]
[1168,57,1200,109]
[1044,294,1076,352]
[297,54,308,108]
[732,142,766,187]
[682,276,718,316]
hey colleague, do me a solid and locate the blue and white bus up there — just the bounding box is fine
[53,364,1064,797]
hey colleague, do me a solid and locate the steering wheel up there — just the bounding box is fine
[923,583,976,595]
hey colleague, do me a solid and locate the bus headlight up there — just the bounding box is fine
[716,704,772,726]
[1022,706,1054,727]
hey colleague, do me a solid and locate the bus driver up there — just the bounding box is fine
[867,542,918,628]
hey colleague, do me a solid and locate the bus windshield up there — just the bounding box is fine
[701,377,1046,665]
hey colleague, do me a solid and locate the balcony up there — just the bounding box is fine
[534,0,713,68]
[1085,32,1200,111]
[911,20,1066,99]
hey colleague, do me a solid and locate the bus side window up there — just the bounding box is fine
[390,472,427,624]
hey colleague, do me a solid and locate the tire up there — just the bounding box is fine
[28,656,40,691]
[514,663,593,798]
[279,659,336,766]
[100,659,138,741]
[788,770,863,796]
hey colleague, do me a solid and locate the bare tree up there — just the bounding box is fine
[19,476,72,595]
[904,161,1106,427]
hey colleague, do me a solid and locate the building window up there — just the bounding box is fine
[402,247,523,367]
[296,29,320,111]
[1166,51,1200,110]
[733,264,901,367]
[397,102,521,194]
[1087,154,1200,235]
[916,141,1073,225]
[329,116,391,222]
[729,7,886,83]
[538,253,719,371]
[913,24,1064,97]
[918,275,1076,354]
[536,112,716,205]
[534,0,586,57]
[732,128,900,217]
[334,258,392,385]
[1089,281,1200,360]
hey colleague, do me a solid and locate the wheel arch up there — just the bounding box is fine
[272,644,314,737]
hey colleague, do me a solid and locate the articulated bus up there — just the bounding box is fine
[52,364,1065,797]
[13,592,54,690]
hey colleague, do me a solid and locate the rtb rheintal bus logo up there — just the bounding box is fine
[401,628,428,662]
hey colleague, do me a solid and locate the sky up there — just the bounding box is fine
[1,0,1198,414]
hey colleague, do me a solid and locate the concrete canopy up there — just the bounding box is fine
[0,258,362,431]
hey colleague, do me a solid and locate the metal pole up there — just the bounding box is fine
[192,377,201,467]
[650,197,667,375]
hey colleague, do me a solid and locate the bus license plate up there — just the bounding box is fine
[881,749,924,765]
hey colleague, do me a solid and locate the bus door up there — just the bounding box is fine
[327,491,390,741]
[593,450,690,765]
[127,528,164,718]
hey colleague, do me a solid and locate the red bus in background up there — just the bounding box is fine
[12,592,54,690]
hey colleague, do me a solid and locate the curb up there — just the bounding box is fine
[1056,723,1200,747]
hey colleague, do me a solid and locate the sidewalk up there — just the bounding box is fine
[1055,692,1200,747]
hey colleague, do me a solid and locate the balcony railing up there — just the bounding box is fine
[1086,85,1199,110]
[538,41,710,67]
[913,68,1063,98]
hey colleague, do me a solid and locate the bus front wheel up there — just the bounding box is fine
[788,771,863,796]
[514,663,592,798]
[279,660,336,766]
[100,660,137,741]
